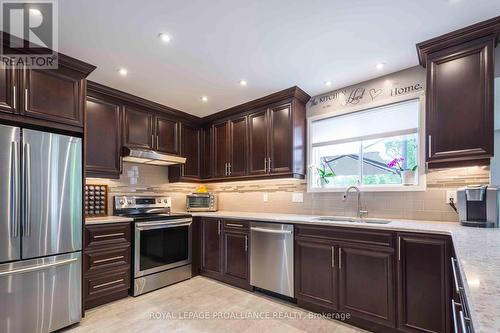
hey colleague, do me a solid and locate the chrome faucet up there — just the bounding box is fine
[343,186,368,218]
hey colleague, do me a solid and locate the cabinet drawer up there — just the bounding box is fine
[84,244,130,275]
[295,225,394,247]
[84,267,130,302]
[223,220,249,232]
[85,223,131,248]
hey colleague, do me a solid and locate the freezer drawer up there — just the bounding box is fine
[22,129,82,259]
[0,252,82,333]
[250,222,294,297]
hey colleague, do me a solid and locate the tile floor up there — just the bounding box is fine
[63,276,367,333]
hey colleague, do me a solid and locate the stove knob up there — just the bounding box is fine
[119,200,125,205]
[128,201,133,205]
[164,199,168,203]
[157,199,161,204]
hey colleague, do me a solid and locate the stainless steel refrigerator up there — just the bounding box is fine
[0,124,82,333]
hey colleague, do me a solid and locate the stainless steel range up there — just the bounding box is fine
[114,196,192,296]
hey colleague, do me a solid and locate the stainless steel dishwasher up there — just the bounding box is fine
[250,222,294,298]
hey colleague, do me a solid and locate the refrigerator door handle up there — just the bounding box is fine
[10,141,20,238]
[23,143,31,237]
[0,257,78,277]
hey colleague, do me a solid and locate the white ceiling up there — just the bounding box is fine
[58,0,500,117]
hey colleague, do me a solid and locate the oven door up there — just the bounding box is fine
[134,219,192,278]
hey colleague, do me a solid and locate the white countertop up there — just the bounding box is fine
[85,216,133,225]
[192,211,500,333]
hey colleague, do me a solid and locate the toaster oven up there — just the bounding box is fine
[186,193,218,212]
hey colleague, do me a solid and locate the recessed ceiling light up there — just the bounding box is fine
[158,33,171,43]
[376,63,385,70]
[201,96,208,103]
[239,80,247,86]
[118,68,128,76]
[324,80,332,87]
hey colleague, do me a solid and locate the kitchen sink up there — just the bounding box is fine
[313,216,391,224]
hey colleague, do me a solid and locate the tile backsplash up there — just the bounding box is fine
[86,162,490,222]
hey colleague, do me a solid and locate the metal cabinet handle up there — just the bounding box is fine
[12,85,16,109]
[268,158,271,172]
[23,143,31,237]
[24,88,28,111]
[228,163,231,176]
[94,256,125,264]
[398,236,401,261]
[10,141,20,238]
[264,158,267,172]
[93,279,124,290]
[245,235,248,252]
[451,300,459,333]
[331,247,335,268]
[458,309,467,333]
[451,257,461,294]
[428,135,432,159]
[94,232,125,239]
[156,135,159,148]
[226,223,244,228]
[217,220,221,235]
[338,247,342,269]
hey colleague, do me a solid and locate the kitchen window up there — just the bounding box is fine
[308,98,425,192]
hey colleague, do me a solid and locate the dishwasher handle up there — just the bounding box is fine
[250,227,292,235]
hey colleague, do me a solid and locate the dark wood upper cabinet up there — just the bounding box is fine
[248,109,268,176]
[338,244,395,328]
[268,104,292,174]
[417,17,500,168]
[201,219,221,274]
[397,233,451,333]
[156,116,179,154]
[213,121,229,178]
[228,116,248,177]
[85,96,121,179]
[123,107,154,149]
[295,238,338,310]
[179,123,200,179]
[0,63,17,114]
[22,67,86,127]
[201,127,213,179]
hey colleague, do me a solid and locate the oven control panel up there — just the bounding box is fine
[114,196,171,210]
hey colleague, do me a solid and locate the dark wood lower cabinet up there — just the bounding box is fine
[200,218,250,290]
[295,238,338,310]
[397,233,451,333]
[339,244,395,328]
[83,222,132,310]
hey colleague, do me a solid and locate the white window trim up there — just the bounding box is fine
[307,93,427,193]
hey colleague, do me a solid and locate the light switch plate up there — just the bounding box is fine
[292,192,304,203]
[263,192,269,202]
[446,190,457,204]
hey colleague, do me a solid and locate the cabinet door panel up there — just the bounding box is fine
[213,122,229,178]
[339,245,395,327]
[201,127,213,179]
[23,68,84,126]
[397,234,450,333]
[123,107,153,149]
[295,239,337,309]
[201,219,221,274]
[0,64,17,113]
[248,110,268,175]
[229,116,247,177]
[427,38,494,163]
[156,117,179,154]
[180,123,200,178]
[223,231,248,281]
[269,104,292,173]
[85,97,121,178]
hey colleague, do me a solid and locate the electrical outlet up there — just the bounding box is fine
[292,192,304,203]
[446,190,457,204]
[263,192,268,202]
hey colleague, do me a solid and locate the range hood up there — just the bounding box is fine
[122,147,186,166]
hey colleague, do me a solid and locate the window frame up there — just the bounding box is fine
[307,94,426,192]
